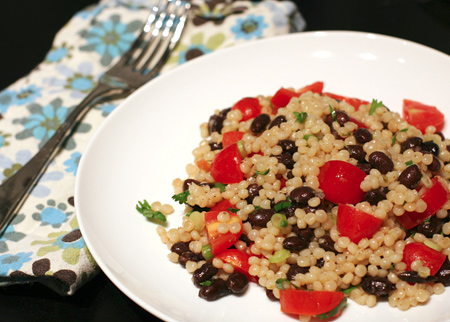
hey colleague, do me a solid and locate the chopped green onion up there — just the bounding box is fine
[294,111,308,124]
[271,213,288,228]
[273,199,292,212]
[317,297,347,320]
[237,140,247,158]
[269,249,291,263]
[329,105,337,121]
[424,239,442,252]
[189,211,205,231]
[136,200,166,223]
[369,99,384,115]
[202,244,214,261]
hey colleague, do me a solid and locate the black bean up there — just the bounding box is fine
[318,235,337,253]
[397,271,437,284]
[265,288,278,301]
[357,162,372,175]
[286,264,309,281]
[368,151,394,174]
[416,216,445,238]
[400,137,423,153]
[250,113,271,133]
[219,107,231,119]
[398,164,422,189]
[248,209,274,227]
[364,187,388,205]
[286,170,294,179]
[171,242,190,255]
[199,279,230,301]
[269,115,287,129]
[316,258,325,268]
[208,114,224,134]
[347,145,366,162]
[182,179,200,192]
[292,227,314,241]
[354,128,373,144]
[290,186,315,206]
[335,111,349,126]
[278,139,297,154]
[274,152,295,169]
[178,251,204,267]
[279,205,297,218]
[283,236,309,252]
[193,262,219,287]
[226,272,249,294]
[421,141,440,156]
[436,132,445,140]
[428,155,442,172]
[246,184,262,204]
[436,258,450,286]
[209,142,222,151]
[239,233,252,246]
[362,276,394,296]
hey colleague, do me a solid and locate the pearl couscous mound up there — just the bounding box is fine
[155,84,450,320]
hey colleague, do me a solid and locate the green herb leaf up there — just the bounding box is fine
[276,278,291,290]
[294,111,308,124]
[199,280,213,286]
[255,169,270,176]
[342,283,361,294]
[172,190,190,204]
[228,207,239,213]
[329,105,337,121]
[405,160,414,166]
[369,99,384,115]
[392,128,408,145]
[214,183,227,192]
[317,297,347,320]
[273,200,292,212]
[136,200,167,223]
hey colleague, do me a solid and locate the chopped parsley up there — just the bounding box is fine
[172,190,190,204]
[369,99,384,115]
[392,128,408,145]
[329,105,337,121]
[255,169,270,176]
[214,183,227,192]
[294,111,308,123]
[316,297,347,320]
[136,200,166,223]
[273,199,292,212]
[405,160,414,166]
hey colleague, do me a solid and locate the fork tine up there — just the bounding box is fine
[114,0,167,67]
[139,0,190,75]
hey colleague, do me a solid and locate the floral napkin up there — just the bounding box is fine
[0,0,305,295]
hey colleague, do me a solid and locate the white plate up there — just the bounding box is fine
[75,31,450,322]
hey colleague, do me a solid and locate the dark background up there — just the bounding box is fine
[0,0,449,321]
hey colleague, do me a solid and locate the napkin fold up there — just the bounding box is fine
[0,0,305,295]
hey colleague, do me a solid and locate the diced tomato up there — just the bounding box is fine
[210,143,243,184]
[222,131,245,148]
[402,242,446,276]
[231,97,261,122]
[215,249,257,282]
[196,159,210,172]
[205,210,243,255]
[280,289,344,316]
[348,116,368,129]
[323,92,369,111]
[210,199,236,212]
[271,82,324,109]
[337,204,383,244]
[318,160,367,204]
[403,99,444,134]
[398,177,450,230]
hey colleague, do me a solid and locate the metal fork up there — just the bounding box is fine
[0,0,190,234]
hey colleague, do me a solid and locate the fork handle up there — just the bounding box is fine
[0,82,130,233]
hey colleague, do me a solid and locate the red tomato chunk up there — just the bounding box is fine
[280,289,344,316]
[402,242,446,276]
[403,99,444,134]
[337,204,383,244]
[231,97,261,122]
[204,210,243,255]
[210,143,243,184]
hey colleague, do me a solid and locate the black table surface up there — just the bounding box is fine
[0,1,449,321]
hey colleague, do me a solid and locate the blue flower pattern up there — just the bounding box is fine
[0,0,303,293]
